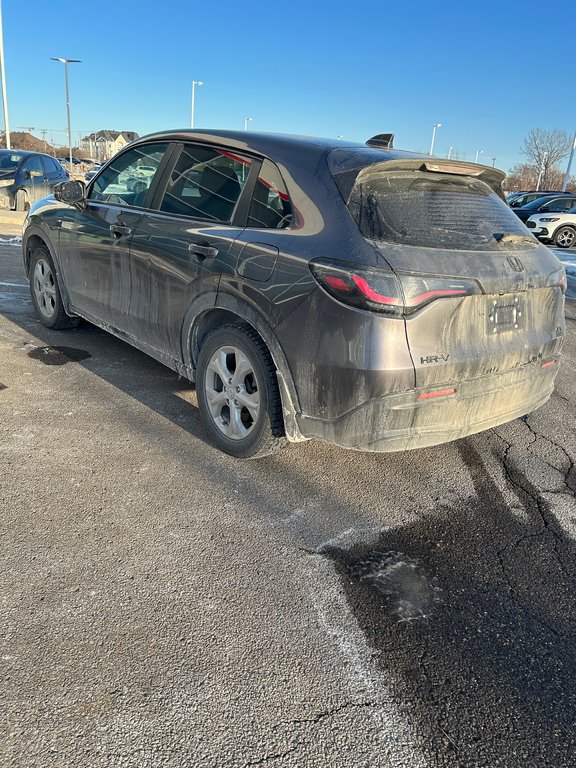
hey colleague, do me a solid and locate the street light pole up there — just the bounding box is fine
[475,149,484,164]
[191,80,204,129]
[51,57,81,166]
[562,131,576,192]
[429,123,442,155]
[447,146,453,159]
[244,116,252,131]
[0,0,10,149]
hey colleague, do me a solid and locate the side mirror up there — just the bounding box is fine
[54,180,86,205]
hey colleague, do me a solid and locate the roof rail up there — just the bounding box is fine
[366,133,394,149]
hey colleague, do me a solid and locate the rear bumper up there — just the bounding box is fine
[296,360,560,451]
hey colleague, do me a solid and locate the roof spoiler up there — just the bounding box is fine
[366,133,394,149]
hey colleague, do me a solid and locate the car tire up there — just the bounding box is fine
[29,245,80,329]
[15,189,28,212]
[553,226,576,248]
[196,323,287,459]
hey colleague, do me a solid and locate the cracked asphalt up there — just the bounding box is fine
[1,239,575,768]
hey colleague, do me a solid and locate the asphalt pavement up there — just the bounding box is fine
[1,239,575,768]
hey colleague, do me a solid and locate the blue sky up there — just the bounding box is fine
[3,0,574,172]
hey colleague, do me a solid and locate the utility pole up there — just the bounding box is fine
[0,0,10,149]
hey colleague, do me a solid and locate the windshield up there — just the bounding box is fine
[338,168,530,251]
[0,152,24,174]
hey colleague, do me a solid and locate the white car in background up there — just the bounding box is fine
[526,207,576,248]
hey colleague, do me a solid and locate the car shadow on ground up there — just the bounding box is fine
[324,439,576,767]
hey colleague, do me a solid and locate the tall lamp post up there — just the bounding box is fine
[51,57,81,166]
[0,0,9,149]
[191,80,204,129]
[244,116,252,131]
[475,149,484,164]
[429,122,442,155]
[447,146,453,159]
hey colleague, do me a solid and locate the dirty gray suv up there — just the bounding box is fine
[22,130,566,458]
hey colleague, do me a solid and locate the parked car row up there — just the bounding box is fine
[507,193,576,248]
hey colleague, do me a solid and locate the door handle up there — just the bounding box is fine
[110,224,132,238]
[189,243,219,260]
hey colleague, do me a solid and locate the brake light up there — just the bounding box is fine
[310,259,481,316]
[546,267,567,292]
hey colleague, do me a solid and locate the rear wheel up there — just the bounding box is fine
[29,245,79,329]
[196,324,287,459]
[553,226,576,248]
[15,189,28,212]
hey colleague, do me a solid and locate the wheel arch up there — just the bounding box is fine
[181,292,307,443]
[22,226,73,313]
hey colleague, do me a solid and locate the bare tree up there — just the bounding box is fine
[520,129,572,189]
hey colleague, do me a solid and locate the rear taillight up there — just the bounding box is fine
[310,259,481,316]
[547,267,567,292]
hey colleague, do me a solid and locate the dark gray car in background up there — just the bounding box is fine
[0,149,68,211]
[22,130,566,458]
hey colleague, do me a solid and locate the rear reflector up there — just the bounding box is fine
[418,388,456,400]
[541,360,557,369]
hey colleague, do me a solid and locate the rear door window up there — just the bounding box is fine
[159,144,252,223]
[339,167,529,251]
[247,160,293,229]
[40,156,60,176]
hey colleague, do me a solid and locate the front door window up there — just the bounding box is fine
[90,143,169,208]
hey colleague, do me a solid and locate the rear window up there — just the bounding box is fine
[337,168,530,251]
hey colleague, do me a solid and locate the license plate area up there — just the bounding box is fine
[488,296,522,334]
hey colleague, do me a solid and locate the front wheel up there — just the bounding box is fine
[553,226,576,248]
[196,324,287,459]
[29,245,79,329]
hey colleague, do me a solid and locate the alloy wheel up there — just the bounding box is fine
[203,345,261,440]
[32,258,57,319]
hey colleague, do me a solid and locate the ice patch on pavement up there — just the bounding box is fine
[301,554,428,766]
[0,236,22,246]
[350,551,442,621]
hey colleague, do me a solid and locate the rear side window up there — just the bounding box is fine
[159,145,252,223]
[341,169,529,251]
[247,160,293,229]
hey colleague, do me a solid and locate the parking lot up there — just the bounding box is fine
[1,235,576,767]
